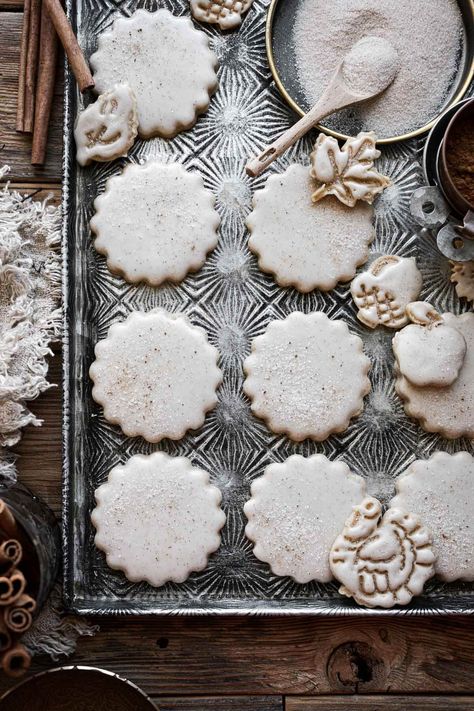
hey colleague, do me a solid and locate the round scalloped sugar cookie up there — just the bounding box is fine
[395,311,474,439]
[90,161,220,286]
[89,310,222,442]
[90,8,218,138]
[244,454,367,583]
[246,163,374,292]
[243,311,371,441]
[391,451,474,582]
[92,452,226,587]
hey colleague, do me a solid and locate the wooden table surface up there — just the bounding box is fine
[2,4,474,709]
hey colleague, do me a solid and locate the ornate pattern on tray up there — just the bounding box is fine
[62,0,474,614]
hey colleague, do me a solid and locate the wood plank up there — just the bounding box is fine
[0,13,63,181]
[14,354,62,517]
[287,698,474,711]
[0,0,24,9]
[156,697,283,711]
[0,614,471,698]
[7,181,61,204]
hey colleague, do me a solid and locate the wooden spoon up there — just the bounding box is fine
[246,41,397,177]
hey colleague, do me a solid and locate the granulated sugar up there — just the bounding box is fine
[293,0,463,137]
[341,36,399,96]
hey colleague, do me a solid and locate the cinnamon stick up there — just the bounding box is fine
[3,604,33,634]
[31,5,58,166]
[5,570,26,605]
[0,619,11,653]
[0,578,13,604]
[10,593,36,613]
[43,0,94,92]
[16,0,32,132]
[0,540,22,575]
[0,501,19,540]
[24,0,42,133]
[2,643,31,678]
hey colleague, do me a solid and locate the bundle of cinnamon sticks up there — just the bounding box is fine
[0,499,39,678]
[16,0,94,165]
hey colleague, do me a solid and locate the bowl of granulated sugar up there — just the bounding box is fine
[268,0,474,142]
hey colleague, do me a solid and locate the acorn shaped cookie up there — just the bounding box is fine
[190,0,254,29]
[351,255,422,329]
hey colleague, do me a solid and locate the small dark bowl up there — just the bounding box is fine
[0,666,157,711]
[439,96,474,214]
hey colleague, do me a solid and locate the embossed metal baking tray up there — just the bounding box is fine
[62,0,474,614]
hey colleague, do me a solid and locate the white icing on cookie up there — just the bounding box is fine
[391,451,474,582]
[395,311,474,438]
[90,9,218,138]
[90,161,220,286]
[451,261,474,303]
[92,452,225,586]
[243,311,371,441]
[393,302,467,388]
[89,310,222,442]
[351,256,422,329]
[330,497,435,608]
[74,84,138,166]
[244,454,367,583]
[246,164,374,292]
[310,132,391,207]
[191,0,253,29]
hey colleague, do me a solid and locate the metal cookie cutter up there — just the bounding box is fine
[410,186,474,262]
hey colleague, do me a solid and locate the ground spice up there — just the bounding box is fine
[446,110,474,208]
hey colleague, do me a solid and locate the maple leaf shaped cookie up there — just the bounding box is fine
[309,131,391,207]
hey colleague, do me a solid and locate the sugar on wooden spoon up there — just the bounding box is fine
[246,36,399,178]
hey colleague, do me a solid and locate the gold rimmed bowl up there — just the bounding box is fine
[267,0,474,144]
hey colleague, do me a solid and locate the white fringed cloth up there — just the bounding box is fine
[0,167,97,658]
[0,166,61,481]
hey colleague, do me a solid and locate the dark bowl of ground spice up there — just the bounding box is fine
[439,97,474,215]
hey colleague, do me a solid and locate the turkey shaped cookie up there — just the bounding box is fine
[393,302,467,388]
[330,497,436,608]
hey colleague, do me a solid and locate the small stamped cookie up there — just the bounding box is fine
[90,9,218,138]
[391,451,474,582]
[90,310,222,442]
[451,261,474,303]
[244,454,367,583]
[393,302,467,388]
[330,497,435,608]
[309,132,391,207]
[191,0,253,29]
[351,256,423,329]
[92,452,225,586]
[246,164,374,292]
[243,311,371,441]
[395,309,474,438]
[91,161,220,286]
[74,84,138,166]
